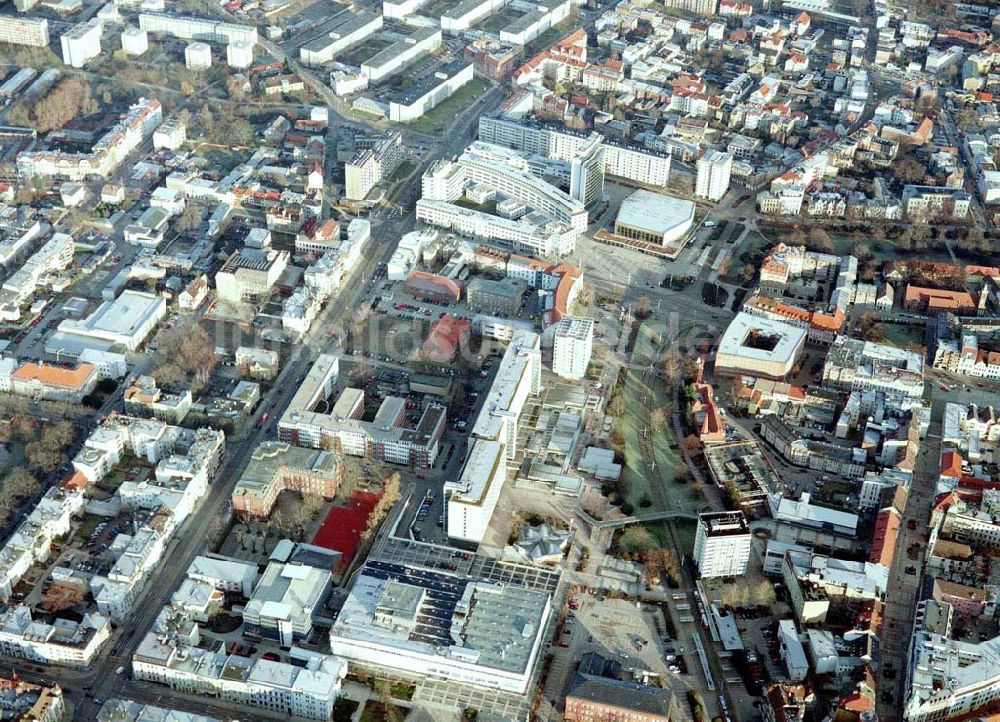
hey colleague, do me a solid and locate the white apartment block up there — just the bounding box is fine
[0,17,49,47]
[226,40,253,68]
[499,0,570,45]
[215,247,290,304]
[696,150,733,202]
[441,0,506,32]
[299,11,381,66]
[184,42,212,69]
[344,131,402,201]
[693,511,751,578]
[389,60,474,123]
[138,13,257,44]
[471,329,541,460]
[60,22,102,68]
[551,317,593,380]
[422,142,588,234]
[446,439,506,544]
[360,26,441,84]
[121,26,148,56]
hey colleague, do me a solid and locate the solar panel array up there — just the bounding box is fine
[365,560,468,648]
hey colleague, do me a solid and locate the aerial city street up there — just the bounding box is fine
[0,0,993,720]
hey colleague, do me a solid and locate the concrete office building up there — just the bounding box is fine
[0,17,49,47]
[278,355,445,467]
[696,150,733,202]
[693,511,752,578]
[344,131,402,201]
[445,439,506,544]
[568,135,605,207]
[299,10,382,66]
[552,317,594,381]
[330,559,552,694]
[388,60,474,123]
[243,562,331,646]
[53,290,166,353]
[361,26,441,84]
[60,22,102,69]
[614,189,695,246]
[214,247,290,304]
[466,277,525,316]
[185,42,212,69]
[422,142,588,234]
[715,312,807,380]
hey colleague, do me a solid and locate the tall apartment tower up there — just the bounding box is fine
[696,150,733,202]
[552,317,594,380]
[60,22,102,69]
[694,511,751,578]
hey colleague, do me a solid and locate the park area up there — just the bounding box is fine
[604,322,703,516]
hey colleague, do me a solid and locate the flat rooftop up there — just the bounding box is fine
[445,438,504,505]
[331,559,549,675]
[388,59,472,106]
[699,511,750,537]
[58,290,165,338]
[717,312,806,364]
[471,329,539,442]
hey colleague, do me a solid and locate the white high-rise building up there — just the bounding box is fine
[693,511,751,578]
[121,27,148,56]
[0,16,49,47]
[226,40,253,68]
[696,150,733,202]
[61,22,102,69]
[185,42,212,69]
[551,317,594,381]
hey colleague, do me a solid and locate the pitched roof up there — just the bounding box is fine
[11,362,96,391]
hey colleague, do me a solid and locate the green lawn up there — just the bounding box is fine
[881,322,925,349]
[404,78,491,134]
[389,161,416,183]
[671,518,697,557]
